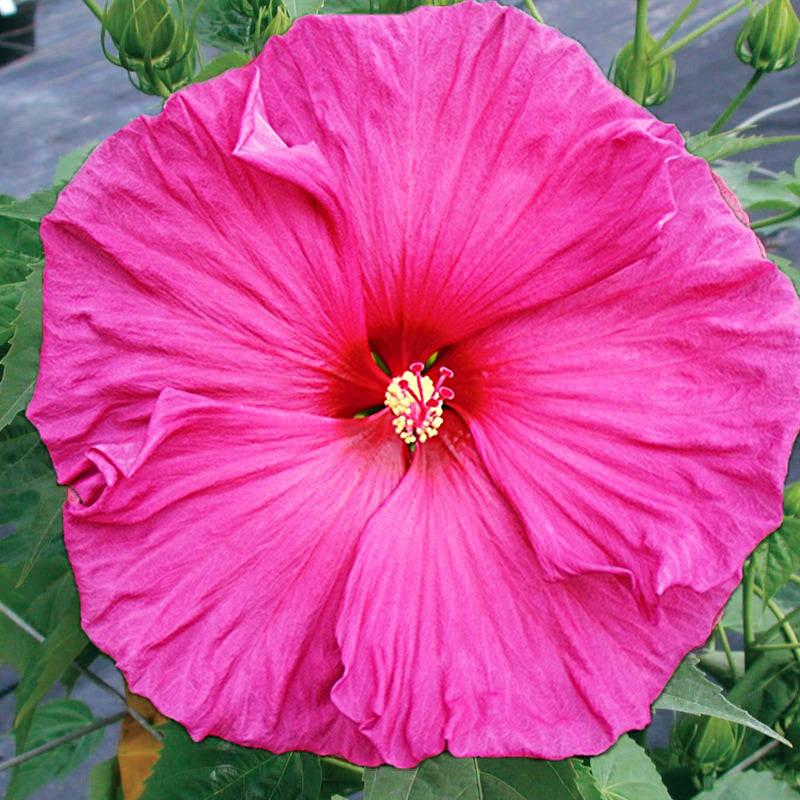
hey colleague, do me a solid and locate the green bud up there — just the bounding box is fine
[735,0,800,72]
[137,39,198,94]
[609,32,676,106]
[263,4,291,38]
[105,0,178,64]
[673,716,744,775]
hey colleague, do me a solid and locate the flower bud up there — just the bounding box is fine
[102,0,198,96]
[735,0,800,72]
[263,4,291,38]
[105,0,178,65]
[609,33,676,106]
[673,715,744,774]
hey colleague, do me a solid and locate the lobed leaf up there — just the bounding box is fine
[139,723,322,800]
[588,736,671,800]
[685,131,800,164]
[753,517,800,604]
[193,51,252,83]
[693,769,800,799]
[14,571,87,748]
[364,753,582,800]
[0,264,43,430]
[654,655,789,745]
[5,699,104,800]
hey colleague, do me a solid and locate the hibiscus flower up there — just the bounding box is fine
[29,0,800,768]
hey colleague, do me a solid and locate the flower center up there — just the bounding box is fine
[385,362,454,445]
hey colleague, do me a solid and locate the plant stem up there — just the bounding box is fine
[709,69,764,134]
[754,601,800,645]
[523,0,544,23]
[0,711,128,773]
[750,586,800,665]
[653,0,749,63]
[656,0,700,49]
[742,561,756,666]
[716,623,738,680]
[751,206,800,230]
[82,0,105,22]
[738,94,800,128]
[724,739,781,776]
[630,0,651,105]
[0,600,162,741]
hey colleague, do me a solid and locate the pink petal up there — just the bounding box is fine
[251,3,682,372]
[64,389,406,763]
[332,419,736,766]
[445,152,800,603]
[30,65,386,485]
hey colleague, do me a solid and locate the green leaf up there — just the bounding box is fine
[284,0,323,16]
[693,770,800,799]
[364,754,581,800]
[52,142,96,187]
[753,517,800,603]
[0,187,60,223]
[588,736,671,800]
[15,572,88,747]
[574,762,603,800]
[0,264,43,430]
[685,131,800,163]
[654,655,789,745]
[0,213,42,260]
[139,723,322,800]
[320,0,374,12]
[6,699,104,800]
[193,51,251,83]
[773,258,800,298]
[479,757,582,800]
[0,250,38,346]
[16,479,64,586]
[364,753,481,799]
[88,757,123,800]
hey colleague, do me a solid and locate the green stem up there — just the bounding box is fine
[716,623,738,681]
[630,0,651,106]
[709,69,764,134]
[82,0,105,22]
[0,711,128,773]
[656,0,700,49]
[523,0,544,23]
[321,757,364,780]
[751,205,800,230]
[750,586,800,665]
[653,0,749,63]
[723,740,781,777]
[0,600,162,741]
[755,602,800,645]
[742,561,756,666]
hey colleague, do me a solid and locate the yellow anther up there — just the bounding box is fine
[384,363,454,446]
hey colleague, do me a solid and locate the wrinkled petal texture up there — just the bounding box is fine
[29,0,800,769]
[334,421,739,764]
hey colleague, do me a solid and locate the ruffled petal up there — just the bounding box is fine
[332,419,735,766]
[445,152,800,602]
[31,65,386,484]
[250,2,681,371]
[63,390,406,763]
